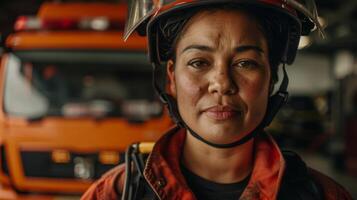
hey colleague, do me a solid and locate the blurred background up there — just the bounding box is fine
[0,0,356,199]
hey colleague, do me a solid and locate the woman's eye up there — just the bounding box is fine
[234,60,259,69]
[188,60,209,69]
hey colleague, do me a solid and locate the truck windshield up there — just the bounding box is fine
[4,51,162,120]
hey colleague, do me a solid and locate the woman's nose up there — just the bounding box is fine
[208,66,238,95]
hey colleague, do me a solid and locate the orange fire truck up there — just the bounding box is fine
[0,2,171,199]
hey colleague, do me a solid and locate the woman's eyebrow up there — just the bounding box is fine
[181,44,264,54]
[181,44,214,54]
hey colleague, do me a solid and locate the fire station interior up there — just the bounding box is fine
[0,0,356,199]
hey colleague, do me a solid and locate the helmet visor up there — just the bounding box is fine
[124,0,157,40]
[124,0,179,40]
[286,0,325,37]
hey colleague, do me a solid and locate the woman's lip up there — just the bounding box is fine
[203,105,239,112]
[202,105,241,120]
[204,110,239,120]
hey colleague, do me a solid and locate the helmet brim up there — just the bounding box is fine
[147,0,302,65]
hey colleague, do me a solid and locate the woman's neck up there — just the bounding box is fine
[181,131,254,184]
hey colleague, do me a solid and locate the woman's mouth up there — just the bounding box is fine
[203,105,241,121]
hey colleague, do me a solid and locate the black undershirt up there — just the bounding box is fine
[181,165,250,200]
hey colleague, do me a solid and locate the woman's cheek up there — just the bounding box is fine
[239,71,270,101]
[177,72,203,108]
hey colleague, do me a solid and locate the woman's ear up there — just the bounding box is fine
[167,60,177,98]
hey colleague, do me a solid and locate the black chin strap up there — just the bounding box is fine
[187,122,261,148]
[261,63,289,127]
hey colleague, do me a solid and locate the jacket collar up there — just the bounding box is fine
[143,127,285,200]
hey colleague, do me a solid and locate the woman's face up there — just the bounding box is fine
[167,10,271,145]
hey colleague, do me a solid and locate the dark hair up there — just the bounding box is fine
[157,4,289,85]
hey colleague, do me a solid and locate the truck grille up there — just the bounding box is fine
[20,151,125,179]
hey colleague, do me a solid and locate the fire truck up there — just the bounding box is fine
[0,2,171,199]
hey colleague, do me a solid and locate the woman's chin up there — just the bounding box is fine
[194,126,250,145]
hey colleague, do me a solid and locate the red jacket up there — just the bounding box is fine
[81,127,352,200]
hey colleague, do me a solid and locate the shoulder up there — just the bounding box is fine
[280,151,353,200]
[308,168,353,200]
[81,164,126,200]
[279,151,321,200]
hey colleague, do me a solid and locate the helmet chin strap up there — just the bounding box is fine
[157,64,289,149]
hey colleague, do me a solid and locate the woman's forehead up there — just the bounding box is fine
[176,10,267,52]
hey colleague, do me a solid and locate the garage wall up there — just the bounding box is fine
[283,53,333,95]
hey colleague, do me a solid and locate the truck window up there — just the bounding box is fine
[4,51,162,120]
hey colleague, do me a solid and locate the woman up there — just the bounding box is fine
[82,0,352,199]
